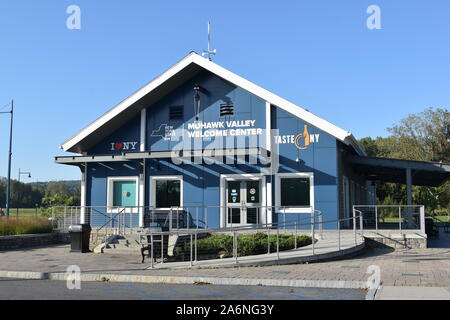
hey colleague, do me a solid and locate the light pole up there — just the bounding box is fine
[0,100,13,217]
[17,169,31,217]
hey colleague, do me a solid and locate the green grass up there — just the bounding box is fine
[174,232,312,258]
[0,208,40,217]
[433,215,450,222]
[0,217,53,236]
[382,217,403,223]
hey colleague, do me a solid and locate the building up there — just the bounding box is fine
[55,52,449,230]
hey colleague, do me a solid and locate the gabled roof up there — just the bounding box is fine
[61,52,365,155]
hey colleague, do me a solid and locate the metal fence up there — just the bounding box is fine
[352,205,425,234]
[140,210,364,268]
[51,204,366,268]
[51,205,323,233]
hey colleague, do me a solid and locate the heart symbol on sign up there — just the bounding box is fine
[114,142,124,150]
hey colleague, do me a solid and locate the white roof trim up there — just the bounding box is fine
[61,52,364,155]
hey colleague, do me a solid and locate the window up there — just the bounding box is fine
[276,173,314,213]
[280,178,310,206]
[151,176,183,209]
[107,177,139,212]
[169,106,183,121]
[220,104,234,117]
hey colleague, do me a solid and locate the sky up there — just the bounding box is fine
[0,0,449,182]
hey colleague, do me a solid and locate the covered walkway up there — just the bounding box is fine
[346,155,450,205]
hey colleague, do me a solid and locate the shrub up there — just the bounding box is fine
[0,217,53,236]
[173,232,312,259]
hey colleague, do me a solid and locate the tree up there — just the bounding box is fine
[387,107,449,162]
[0,180,5,208]
[41,181,80,208]
[359,107,450,212]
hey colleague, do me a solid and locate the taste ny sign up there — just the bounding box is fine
[274,125,320,150]
[110,141,138,151]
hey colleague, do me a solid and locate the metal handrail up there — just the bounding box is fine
[352,204,425,234]
[52,205,324,231]
[51,205,364,268]
[139,211,363,268]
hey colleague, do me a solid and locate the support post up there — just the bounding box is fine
[420,205,425,234]
[406,168,413,229]
[360,213,363,237]
[338,220,341,251]
[312,216,315,255]
[406,168,412,206]
[194,231,197,262]
[233,231,238,264]
[276,227,280,260]
[190,234,193,267]
[375,206,378,232]
[161,234,164,264]
[150,234,154,269]
[4,100,13,217]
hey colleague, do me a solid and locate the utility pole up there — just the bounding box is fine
[1,100,13,217]
[17,168,31,217]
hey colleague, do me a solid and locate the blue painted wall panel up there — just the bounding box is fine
[87,115,141,155]
[86,162,140,227]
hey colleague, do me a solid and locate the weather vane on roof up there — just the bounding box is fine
[202,21,217,61]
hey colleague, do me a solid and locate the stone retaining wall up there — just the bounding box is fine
[0,233,70,251]
[364,235,427,249]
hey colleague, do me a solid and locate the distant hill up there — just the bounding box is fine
[29,180,80,193]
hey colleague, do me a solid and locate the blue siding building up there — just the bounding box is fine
[56,52,375,230]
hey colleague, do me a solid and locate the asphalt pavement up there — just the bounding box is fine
[0,278,366,300]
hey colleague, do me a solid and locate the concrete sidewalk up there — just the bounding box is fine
[376,286,450,300]
[0,244,449,299]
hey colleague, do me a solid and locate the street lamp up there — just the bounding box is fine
[0,100,13,217]
[17,168,31,217]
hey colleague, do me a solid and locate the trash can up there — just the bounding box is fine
[68,224,92,253]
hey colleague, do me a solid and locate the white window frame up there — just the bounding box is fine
[275,172,314,213]
[150,175,183,210]
[106,176,139,213]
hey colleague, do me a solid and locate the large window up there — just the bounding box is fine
[151,176,182,209]
[280,177,310,206]
[276,173,314,212]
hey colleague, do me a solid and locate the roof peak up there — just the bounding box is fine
[61,52,364,155]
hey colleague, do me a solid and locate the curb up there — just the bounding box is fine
[0,270,368,290]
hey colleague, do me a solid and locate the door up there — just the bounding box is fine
[225,179,261,226]
[113,181,137,207]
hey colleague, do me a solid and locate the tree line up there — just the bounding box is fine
[0,179,80,209]
[358,107,449,213]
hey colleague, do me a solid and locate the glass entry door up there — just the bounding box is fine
[226,179,261,226]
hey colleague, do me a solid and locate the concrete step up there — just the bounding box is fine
[106,242,141,249]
